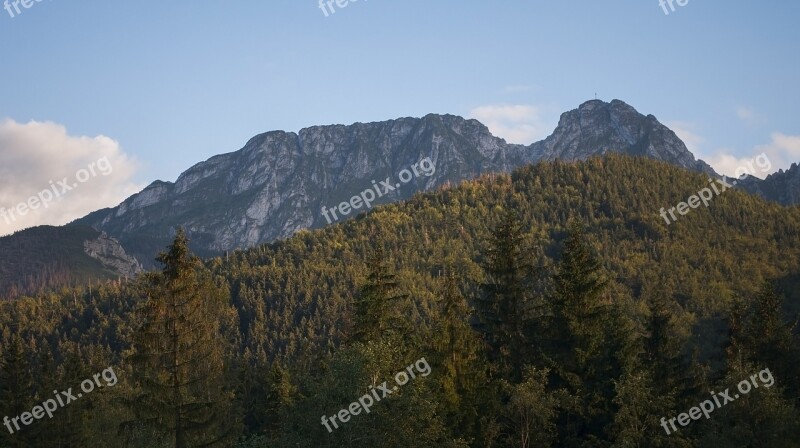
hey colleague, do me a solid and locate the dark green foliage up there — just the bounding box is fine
[729,282,800,404]
[0,225,127,299]
[127,229,236,447]
[539,222,637,445]
[0,155,799,446]
[477,209,536,382]
[350,244,409,344]
[0,333,34,447]
[433,270,487,441]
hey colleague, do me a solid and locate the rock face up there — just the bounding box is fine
[531,100,716,174]
[76,114,531,265]
[83,232,142,278]
[0,225,143,299]
[738,162,800,206]
[74,99,724,267]
[4,98,794,294]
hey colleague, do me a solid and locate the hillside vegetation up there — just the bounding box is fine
[0,225,125,299]
[1,155,799,447]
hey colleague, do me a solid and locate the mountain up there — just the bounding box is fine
[74,113,528,264]
[3,154,800,445]
[532,99,716,174]
[0,225,141,298]
[73,99,712,265]
[738,162,800,206]
[2,98,793,297]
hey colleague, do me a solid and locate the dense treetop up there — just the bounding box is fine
[1,155,799,447]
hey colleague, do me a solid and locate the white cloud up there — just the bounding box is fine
[0,119,143,236]
[665,120,705,153]
[702,151,763,178]
[754,132,800,174]
[664,120,797,178]
[697,133,800,179]
[469,104,549,145]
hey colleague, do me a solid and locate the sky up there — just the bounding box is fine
[1,0,799,234]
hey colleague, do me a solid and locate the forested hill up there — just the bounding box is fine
[0,225,141,298]
[5,99,797,300]
[1,154,799,447]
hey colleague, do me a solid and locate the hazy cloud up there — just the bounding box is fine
[665,121,705,153]
[698,133,800,179]
[736,106,765,125]
[0,119,143,236]
[754,132,800,174]
[469,104,549,145]
[666,119,798,178]
[703,151,766,179]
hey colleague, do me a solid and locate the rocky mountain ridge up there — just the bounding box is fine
[3,98,796,294]
[74,99,719,266]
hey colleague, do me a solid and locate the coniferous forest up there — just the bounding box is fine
[2,155,800,447]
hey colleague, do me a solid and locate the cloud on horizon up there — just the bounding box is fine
[0,119,143,236]
[697,133,800,179]
[469,104,550,145]
[667,118,799,178]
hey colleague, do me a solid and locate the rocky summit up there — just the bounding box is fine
[532,100,716,175]
[72,99,717,266]
[5,99,792,289]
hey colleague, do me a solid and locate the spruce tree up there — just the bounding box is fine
[739,282,800,400]
[0,333,34,448]
[477,209,534,382]
[433,270,485,438]
[263,362,296,437]
[543,221,632,445]
[351,244,408,344]
[128,228,234,448]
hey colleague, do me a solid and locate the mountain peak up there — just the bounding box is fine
[72,99,728,266]
[531,99,716,175]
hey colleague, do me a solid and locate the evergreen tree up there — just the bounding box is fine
[433,270,486,439]
[263,361,297,437]
[53,346,91,447]
[0,333,34,448]
[128,228,234,448]
[237,349,269,436]
[700,357,800,447]
[477,209,535,382]
[610,289,696,447]
[351,244,408,344]
[735,281,800,401]
[30,343,61,448]
[543,222,633,446]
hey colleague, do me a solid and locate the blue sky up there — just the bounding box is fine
[1,0,799,233]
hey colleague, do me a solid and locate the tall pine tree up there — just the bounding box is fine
[350,244,408,344]
[433,269,486,439]
[0,332,34,448]
[128,228,234,448]
[543,221,634,445]
[477,209,535,382]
